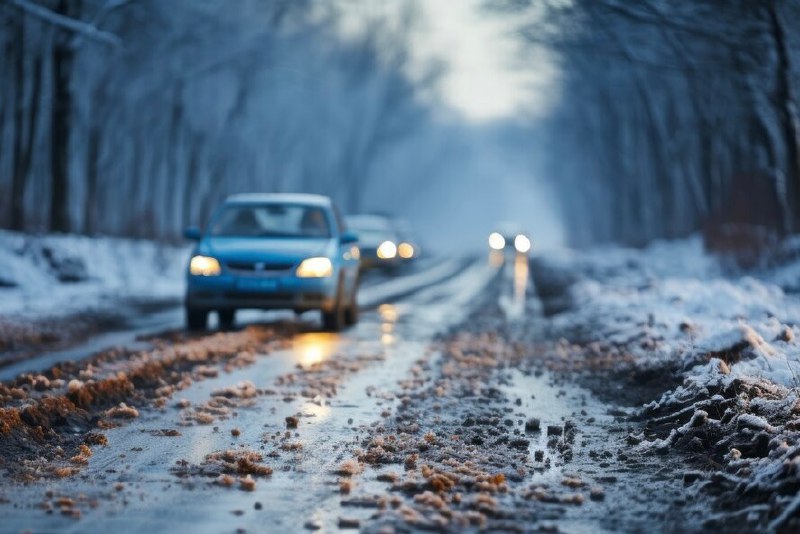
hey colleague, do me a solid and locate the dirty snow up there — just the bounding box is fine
[534,235,800,530]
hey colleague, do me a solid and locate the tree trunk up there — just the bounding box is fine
[766,0,800,232]
[85,121,100,235]
[183,133,202,228]
[10,18,25,230]
[49,0,77,233]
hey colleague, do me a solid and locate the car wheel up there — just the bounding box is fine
[344,284,359,326]
[322,304,345,332]
[186,307,208,331]
[322,281,346,332]
[218,309,236,330]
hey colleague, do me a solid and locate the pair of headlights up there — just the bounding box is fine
[189,256,333,278]
[488,232,531,254]
[376,241,415,260]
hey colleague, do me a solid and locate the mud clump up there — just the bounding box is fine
[0,325,289,480]
[338,517,360,529]
[173,449,274,482]
[525,418,541,433]
[239,474,256,491]
[337,459,364,476]
[106,403,139,419]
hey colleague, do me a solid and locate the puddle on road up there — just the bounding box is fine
[494,365,698,533]
[500,368,610,484]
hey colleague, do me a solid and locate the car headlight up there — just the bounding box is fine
[296,257,333,278]
[398,242,415,259]
[514,234,531,254]
[488,232,505,250]
[189,255,221,276]
[377,241,397,260]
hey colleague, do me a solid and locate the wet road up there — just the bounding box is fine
[1,257,491,531]
[0,254,700,533]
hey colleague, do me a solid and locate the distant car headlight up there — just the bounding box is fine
[514,234,531,254]
[488,232,505,250]
[189,255,221,276]
[398,242,415,259]
[296,257,333,278]
[377,241,397,260]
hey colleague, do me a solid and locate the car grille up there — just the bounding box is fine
[225,260,295,274]
[223,291,294,301]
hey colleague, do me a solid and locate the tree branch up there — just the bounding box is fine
[4,0,121,47]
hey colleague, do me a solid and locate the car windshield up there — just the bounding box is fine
[210,204,331,238]
[349,227,395,245]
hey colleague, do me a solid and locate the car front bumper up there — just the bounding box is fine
[186,274,338,312]
[359,249,400,269]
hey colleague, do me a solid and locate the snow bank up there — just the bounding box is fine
[534,235,800,529]
[540,236,800,389]
[0,230,189,318]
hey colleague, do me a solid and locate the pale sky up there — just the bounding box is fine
[410,0,558,122]
[330,0,566,249]
[330,0,559,122]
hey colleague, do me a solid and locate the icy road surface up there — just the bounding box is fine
[1,254,708,533]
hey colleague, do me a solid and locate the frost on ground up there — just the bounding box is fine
[531,236,800,530]
[0,230,188,356]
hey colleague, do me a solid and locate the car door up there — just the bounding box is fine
[332,204,359,293]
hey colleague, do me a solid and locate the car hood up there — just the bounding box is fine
[199,237,334,264]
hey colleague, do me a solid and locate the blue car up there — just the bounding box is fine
[183,193,360,331]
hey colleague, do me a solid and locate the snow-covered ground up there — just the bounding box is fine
[544,236,800,388]
[0,230,189,319]
[533,236,800,529]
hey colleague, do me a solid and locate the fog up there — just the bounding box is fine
[0,0,563,251]
[365,122,565,253]
[2,0,798,253]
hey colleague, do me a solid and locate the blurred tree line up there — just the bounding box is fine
[0,0,430,239]
[496,0,800,247]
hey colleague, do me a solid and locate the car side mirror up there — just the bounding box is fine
[340,231,359,245]
[184,226,202,241]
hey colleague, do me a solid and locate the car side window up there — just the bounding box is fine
[332,205,346,234]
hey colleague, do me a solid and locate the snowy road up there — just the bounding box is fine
[0,253,729,532]
[0,256,498,530]
[0,257,464,381]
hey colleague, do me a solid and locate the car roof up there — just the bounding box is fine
[345,214,393,230]
[224,193,332,207]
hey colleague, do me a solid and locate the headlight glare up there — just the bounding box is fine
[514,234,531,254]
[377,241,397,260]
[488,232,505,250]
[296,257,333,278]
[190,255,221,276]
[398,242,415,259]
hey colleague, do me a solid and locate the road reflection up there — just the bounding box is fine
[491,252,530,319]
[293,332,340,368]
[513,254,529,307]
[303,400,331,420]
[379,304,398,345]
[489,249,504,268]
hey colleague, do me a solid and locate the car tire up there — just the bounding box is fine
[344,284,359,326]
[186,307,208,331]
[322,304,345,332]
[322,280,346,332]
[218,309,236,330]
